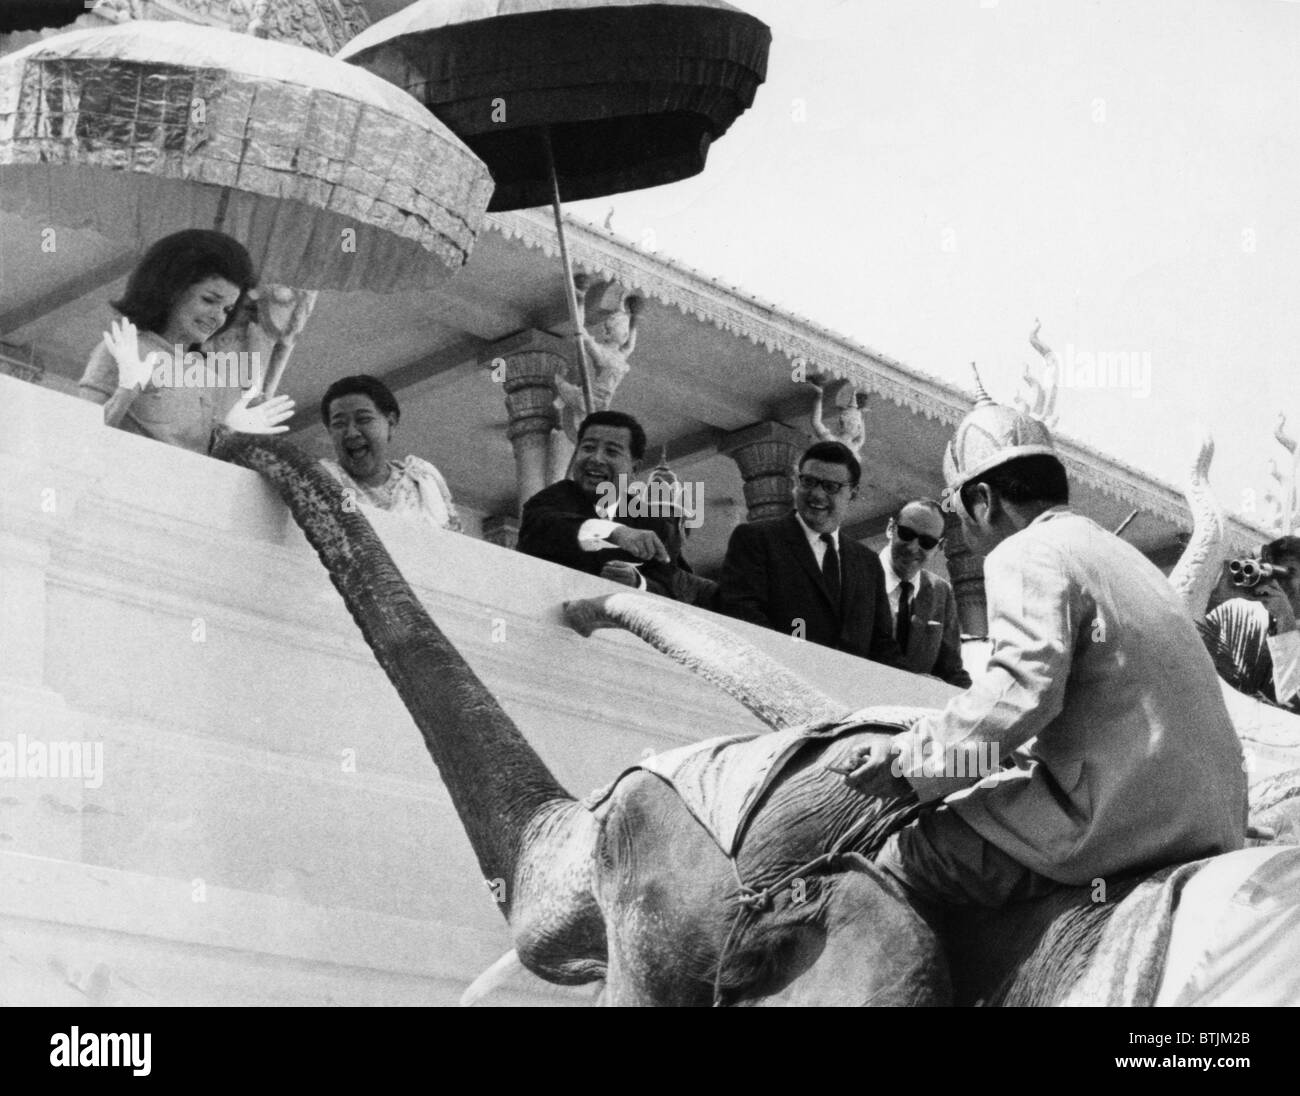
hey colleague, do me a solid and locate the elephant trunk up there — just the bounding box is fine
[214,433,575,903]
[565,593,847,730]
[1168,433,1227,624]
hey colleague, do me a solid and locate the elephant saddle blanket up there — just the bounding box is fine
[582,711,1300,1005]
[582,705,934,858]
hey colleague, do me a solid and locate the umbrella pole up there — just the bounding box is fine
[543,129,596,415]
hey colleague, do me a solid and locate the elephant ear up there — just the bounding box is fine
[746,855,950,1007]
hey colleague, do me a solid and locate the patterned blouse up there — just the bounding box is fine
[320,456,463,534]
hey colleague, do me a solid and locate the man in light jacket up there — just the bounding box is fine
[842,389,1247,908]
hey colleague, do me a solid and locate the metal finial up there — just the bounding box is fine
[649,446,678,485]
[970,362,994,405]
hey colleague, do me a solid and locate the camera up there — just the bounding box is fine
[1228,558,1294,588]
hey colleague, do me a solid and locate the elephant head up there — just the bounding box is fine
[214,433,951,1004]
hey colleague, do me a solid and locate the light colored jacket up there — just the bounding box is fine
[895,507,1247,885]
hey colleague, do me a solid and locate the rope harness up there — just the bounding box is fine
[710,795,925,1007]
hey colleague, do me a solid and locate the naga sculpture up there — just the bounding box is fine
[1015,320,1061,429]
[212,431,1300,1006]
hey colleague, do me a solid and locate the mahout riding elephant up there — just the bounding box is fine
[214,432,1300,1006]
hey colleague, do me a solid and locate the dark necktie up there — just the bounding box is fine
[897,579,913,651]
[820,533,841,607]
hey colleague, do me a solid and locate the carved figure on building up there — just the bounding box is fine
[806,374,868,455]
[554,274,645,442]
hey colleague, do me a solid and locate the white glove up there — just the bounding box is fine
[223,384,295,435]
[102,318,157,390]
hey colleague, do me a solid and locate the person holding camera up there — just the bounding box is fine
[1202,535,1300,706]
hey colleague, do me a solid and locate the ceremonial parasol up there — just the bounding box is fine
[338,0,770,412]
[0,20,495,295]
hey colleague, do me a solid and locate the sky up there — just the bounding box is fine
[569,0,1300,530]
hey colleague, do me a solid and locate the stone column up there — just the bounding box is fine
[488,331,566,514]
[943,515,988,638]
[720,422,806,522]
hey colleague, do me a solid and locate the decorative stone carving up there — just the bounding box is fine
[942,514,987,638]
[720,421,805,522]
[203,285,315,400]
[489,331,566,512]
[252,286,319,398]
[554,274,644,442]
[807,374,867,456]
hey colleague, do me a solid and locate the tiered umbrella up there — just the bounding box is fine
[0,20,495,293]
[339,0,770,411]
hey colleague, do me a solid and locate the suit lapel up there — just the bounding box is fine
[783,514,837,609]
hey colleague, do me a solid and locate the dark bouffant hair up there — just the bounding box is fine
[960,454,1069,513]
[112,230,257,338]
[577,410,647,461]
[320,375,402,426]
[799,440,861,487]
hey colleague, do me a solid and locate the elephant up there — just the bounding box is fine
[213,431,1300,1006]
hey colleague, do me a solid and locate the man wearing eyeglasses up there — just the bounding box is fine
[719,441,904,667]
[881,499,972,687]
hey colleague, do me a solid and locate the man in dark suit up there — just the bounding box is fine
[719,441,904,666]
[518,410,718,607]
[879,498,972,687]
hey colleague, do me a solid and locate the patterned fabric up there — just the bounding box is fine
[320,456,462,533]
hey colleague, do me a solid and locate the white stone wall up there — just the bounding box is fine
[0,376,956,1006]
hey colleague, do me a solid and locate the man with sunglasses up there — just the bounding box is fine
[881,499,972,687]
[719,441,904,667]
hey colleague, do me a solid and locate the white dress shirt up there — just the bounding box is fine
[794,511,839,573]
[878,546,907,623]
[577,495,646,590]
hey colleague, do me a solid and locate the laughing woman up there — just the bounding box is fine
[79,230,293,452]
[319,374,463,534]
